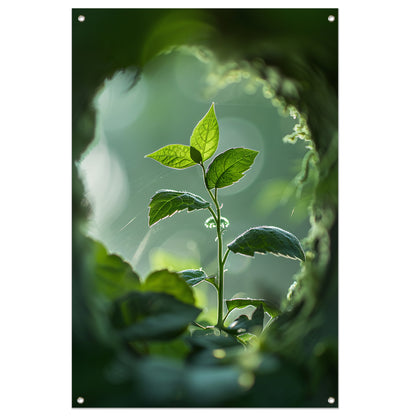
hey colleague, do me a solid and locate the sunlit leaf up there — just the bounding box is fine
[190,103,219,162]
[148,190,210,226]
[226,298,281,318]
[93,240,141,300]
[227,226,305,261]
[178,269,208,286]
[111,291,201,341]
[205,147,258,189]
[145,144,196,169]
[142,269,195,305]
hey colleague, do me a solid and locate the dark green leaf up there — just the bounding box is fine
[190,146,203,163]
[190,103,219,162]
[186,328,241,349]
[148,190,210,226]
[226,298,281,318]
[93,240,141,300]
[205,276,218,290]
[178,269,208,286]
[145,144,196,169]
[226,306,264,335]
[228,315,250,333]
[227,226,305,261]
[205,147,258,189]
[142,269,195,305]
[111,291,201,341]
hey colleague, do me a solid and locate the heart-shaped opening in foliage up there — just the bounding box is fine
[78,47,314,316]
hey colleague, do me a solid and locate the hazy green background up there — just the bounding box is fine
[78,49,310,323]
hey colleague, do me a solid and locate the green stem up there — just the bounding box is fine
[200,163,224,329]
[207,206,218,222]
[222,248,230,267]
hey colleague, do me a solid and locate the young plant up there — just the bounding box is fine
[145,103,305,335]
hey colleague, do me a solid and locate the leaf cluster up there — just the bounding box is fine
[145,104,305,336]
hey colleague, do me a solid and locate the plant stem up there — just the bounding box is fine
[222,248,230,267]
[200,164,225,329]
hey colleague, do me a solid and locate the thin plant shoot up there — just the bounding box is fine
[146,103,305,335]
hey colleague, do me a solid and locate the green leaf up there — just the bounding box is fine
[142,269,195,305]
[190,103,219,162]
[226,305,264,335]
[205,147,259,189]
[145,144,196,169]
[190,146,203,163]
[92,240,141,300]
[178,269,208,286]
[227,226,305,261]
[148,190,210,226]
[227,315,250,333]
[111,291,201,341]
[186,328,241,349]
[226,298,281,318]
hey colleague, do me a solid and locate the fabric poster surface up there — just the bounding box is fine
[72,8,338,408]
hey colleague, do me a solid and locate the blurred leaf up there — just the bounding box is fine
[148,189,210,226]
[185,365,243,406]
[178,269,208,286]
[142,269,195,305]
[226,298,281,318]
[228,226,305,261]
[205,148,258,189]
[145,144,196,169]
[93,240,141,300]
[186,328,240,349]
[190,103,219,162]
[111,291,201,341]
[131,337,191,360]
[149,248,200,272]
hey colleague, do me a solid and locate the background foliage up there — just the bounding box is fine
[72,8,338,407]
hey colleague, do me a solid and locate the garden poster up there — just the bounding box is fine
[72,8,338,407]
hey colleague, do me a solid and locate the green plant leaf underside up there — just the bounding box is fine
[226,305,264,335]
[93,240,141,300]
[190,103,219,162]
[205,147,258,189]
[111,291,201,341]
[149,190,210,226]
[227,226,305,261]
[190,146,203,163]
[178,269,208,286]
[145,144,196,169]
[226,298,281,318]
[142,269,195,305]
